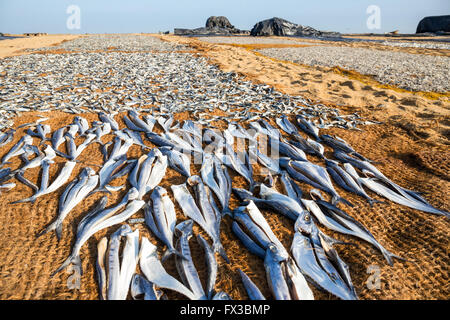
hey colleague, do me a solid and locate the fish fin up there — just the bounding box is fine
[161,248,185,262]
[51,254,82,278]
[381,249,412,267]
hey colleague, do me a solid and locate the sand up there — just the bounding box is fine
[0,34,82,58]
[0,34,448,300]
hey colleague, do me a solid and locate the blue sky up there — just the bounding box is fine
[0,0,449,34]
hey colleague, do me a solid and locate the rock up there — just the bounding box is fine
[175,16,247,36]
[250,17,340,38]
[206,16,234,29]
[416,15,450,34]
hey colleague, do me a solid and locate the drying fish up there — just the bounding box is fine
[238,268,266,300]
[346,166,449,217]
[182,120,202,140]
[130,274,163,300]
[280,158,353,207]
[197,234,218,300]
[129,148,167,199]
[26,123,51,144]
[291,212,358,300]
[38,167,98,240]
[217,143,254,191]
[51,126,67,150]
[274,137,308,162]
[98,111,119,131]
[106,225,140,300]
[157,115,174,132]
[174,220,207,300]
[1,134,33,167]
[264,242,314,300]
[248,145,280,174]
[201,153,231,214]
[53,188,144,276]
[139,237,198,300]
[73,116,89,136]
[232,200,288,257]
[296,115,320,141]
[0,129,15,147]
[144,186,182,260]
[93,154,128,194]
[321,134,372,163]
[160,146,191,177]
[172,179,229,263]
[304,189,404,266]
[13,159,77,204]
[335,151,426,205]
[326,159,381,206]
[96,237,108,300]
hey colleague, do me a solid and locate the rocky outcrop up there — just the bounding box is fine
[175,16,248,36]
[206,16,234,29]
[250,17,340,38]
[416,15,450,34]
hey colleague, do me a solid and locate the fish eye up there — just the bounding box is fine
[304,214,310,222]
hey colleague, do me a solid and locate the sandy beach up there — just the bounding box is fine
[0,33,448,300]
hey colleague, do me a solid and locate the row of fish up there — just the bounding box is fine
[0,108,447,300]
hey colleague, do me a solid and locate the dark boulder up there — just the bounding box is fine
[175,16,247,36]
[251,17,340,38]
[250,17,298,36]
[416,15,450,34]
[206,16,234,29]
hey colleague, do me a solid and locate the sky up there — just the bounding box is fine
[0,0,449,34]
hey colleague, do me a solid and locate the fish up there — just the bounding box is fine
[217,143,254,191]
[96,237,108,300]
[304,189,405,266]
[291,212,358,300]
[52,188,144,276]
[237,268,266,300]
[51,126,67,150]
[321,134,373,163]
[0,129,15,147]
[37,167,98,240]
[272,137,308,162]
[264,242,314,300]
[182,120,202,140]
[200,153,230,214]
[13,159,77,204]
[174,220,207,300]
[1,134,33,167]
[160,146,191,177]
[295,115,320,141]
[172,180,229,263]
[73,116,89,136]
[335,151,427,205]
[130,274,162,300]
[144,186,182,261]
[17,144,56,173]
[232,200,287,257]
[93,154,128,194]
[130,148,167,199]
[280,158,353,207]
[107,225,140,300]
[258,184,307,221]
[139,237,198,300]
[196,234,218,300]
[248,145,280,174]
[98,111,119,131]
[326,159,381,206]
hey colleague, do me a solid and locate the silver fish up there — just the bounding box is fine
[96,237,108,300]
[174,220,207,300]
[197,234,217,300]
[38,167,98,240]
[160,146,191,177]
[130,274,162,300]
[139,237,197,300]
[237,268,266,300]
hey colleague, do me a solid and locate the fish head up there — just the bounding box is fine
[266,242,288,262]
[174,219,194,237]
[294,211,314,236]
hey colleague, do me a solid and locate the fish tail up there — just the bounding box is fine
[214,242,230,264]
[380,247,411,266]
[51,254,82,278]
[36,221,57,239]
[332,196,354,208]
[10,196,34,204]
[161,248,185,262]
